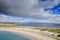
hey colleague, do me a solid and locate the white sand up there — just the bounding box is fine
[0,27,57,40]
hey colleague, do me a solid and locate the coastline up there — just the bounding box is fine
[0,27,57,40]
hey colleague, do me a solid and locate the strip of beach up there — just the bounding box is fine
[0,27,58,40]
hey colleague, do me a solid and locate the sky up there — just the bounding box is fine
[0,0,60,23]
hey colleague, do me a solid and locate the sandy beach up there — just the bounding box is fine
[0,27,57,40]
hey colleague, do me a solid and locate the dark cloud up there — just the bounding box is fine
[0,0,36,17]
[0,0,60,18]
[0,1,10,14]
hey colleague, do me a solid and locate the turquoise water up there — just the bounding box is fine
[0,31,31,40]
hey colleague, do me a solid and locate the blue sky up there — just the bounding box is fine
[0,0,60,23]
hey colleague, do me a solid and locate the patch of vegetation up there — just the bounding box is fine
[33,28,60,33]
[57,34,60,37]
[0,23,17,28]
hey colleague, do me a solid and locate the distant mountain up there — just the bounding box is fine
[15,22,60,28]
[54,24,60,26]
[0,22,15,24]
[0,22,60,28]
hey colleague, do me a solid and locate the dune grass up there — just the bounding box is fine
[0,23,17,28]
[33,28,60,33]
[0,23,26,28]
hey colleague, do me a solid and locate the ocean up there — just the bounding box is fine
[0,31,31,40]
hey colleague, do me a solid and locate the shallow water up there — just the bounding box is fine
[0,31,31,40]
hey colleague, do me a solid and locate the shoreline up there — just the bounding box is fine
[0,27,57,40]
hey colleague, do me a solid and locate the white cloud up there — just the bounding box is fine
[0,0,59,17]
[0,0,60,23]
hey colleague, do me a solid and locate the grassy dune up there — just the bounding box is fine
[0,23,26,28]
[32,28,60,33]
[0,23,17,28]
[0,23,60,37]
[32,28,60,37]
[0,23,60,33]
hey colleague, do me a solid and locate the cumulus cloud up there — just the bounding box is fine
[0,14,54,23]
[0,0,60,23]
[0,14,60,23]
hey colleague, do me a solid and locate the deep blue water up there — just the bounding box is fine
[0,31,31,40]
